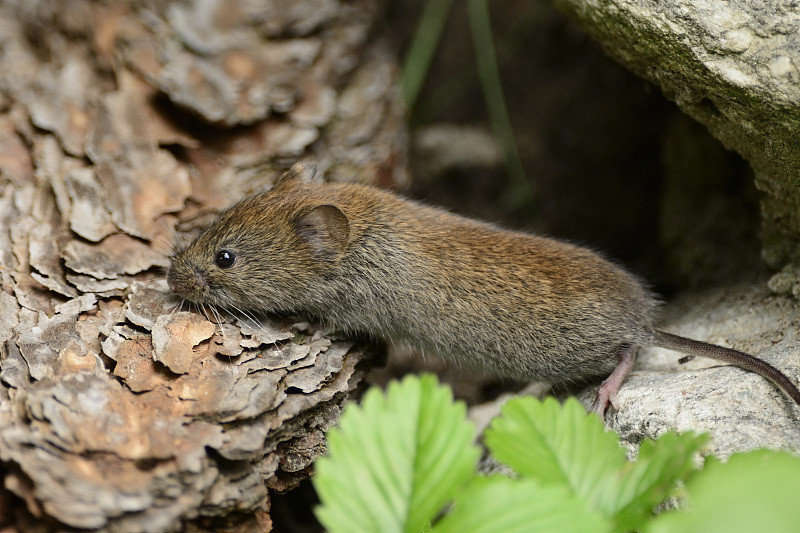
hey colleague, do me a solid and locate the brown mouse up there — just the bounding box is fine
[167,162,800,414]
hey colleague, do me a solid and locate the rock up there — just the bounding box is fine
[585,283,800,458]
[551,0,800,280]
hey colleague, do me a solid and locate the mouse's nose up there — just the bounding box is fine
[166,264,206,300]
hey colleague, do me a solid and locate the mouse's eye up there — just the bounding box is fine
[215,249,236,268]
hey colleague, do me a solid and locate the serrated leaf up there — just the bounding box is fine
[432,476,612,533]
[485,396,707,531]
[485,396,627,510]
[610,431,709,531]
[313,374,480,533]
[646,449,800,533]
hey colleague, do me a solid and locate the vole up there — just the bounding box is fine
[166,162,800,414]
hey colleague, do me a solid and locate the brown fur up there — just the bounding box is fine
[168,164,800,408]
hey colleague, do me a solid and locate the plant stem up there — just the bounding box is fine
[465,0,533,206]
[402,0,456,110]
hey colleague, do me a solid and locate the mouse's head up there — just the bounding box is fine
[167,162,350,313]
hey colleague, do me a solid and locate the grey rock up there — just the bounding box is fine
[588,284,800,458]
[552,0,800,277]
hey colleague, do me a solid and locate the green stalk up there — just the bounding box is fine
[465,0,532,206]
[401,0,456,110]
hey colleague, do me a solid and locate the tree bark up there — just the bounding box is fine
[0,0,405,530]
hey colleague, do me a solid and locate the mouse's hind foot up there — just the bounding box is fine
[590,343,638,416]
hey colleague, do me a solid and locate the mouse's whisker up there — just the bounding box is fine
[206,303,220,327]
[224,302,247,325]
[228,302,254,323]
[168,300,179,316]
[165,225,183,253]
[210,304,228,344]
[154,234,174,253]
[228,302,265,333]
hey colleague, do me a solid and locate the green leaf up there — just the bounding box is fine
[485,396,707,532]
[432,476,612,533]
[313,374,480,533]
[646,449,800,533]
[611,431,709,531]
[485,396,627,510]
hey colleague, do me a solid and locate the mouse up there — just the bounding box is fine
[166,161,800,414]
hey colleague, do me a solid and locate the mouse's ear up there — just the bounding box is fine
[274,160,321,190]
[294,204,350,260]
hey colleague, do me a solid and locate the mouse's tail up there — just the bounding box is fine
[652,330,800,406]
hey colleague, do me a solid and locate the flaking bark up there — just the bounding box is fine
[0,0,404,530]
